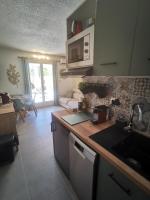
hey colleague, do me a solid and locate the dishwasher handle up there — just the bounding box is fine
[70,132,96,162]
[74,141,85,159]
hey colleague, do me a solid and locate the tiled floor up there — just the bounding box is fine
[0,106,79,200]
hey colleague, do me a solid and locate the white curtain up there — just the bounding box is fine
[22,58,31,95]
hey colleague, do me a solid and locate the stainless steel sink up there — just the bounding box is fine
[90,124,132,150]
[90,124,150,181]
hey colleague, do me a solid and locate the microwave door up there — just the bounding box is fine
[68,37,84,63]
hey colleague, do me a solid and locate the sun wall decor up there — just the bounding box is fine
[7,64,20,87]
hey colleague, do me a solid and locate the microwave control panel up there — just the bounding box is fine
[83,34,90,60]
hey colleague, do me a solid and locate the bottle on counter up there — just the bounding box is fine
[82,98,89,112]
[91,107,99,124]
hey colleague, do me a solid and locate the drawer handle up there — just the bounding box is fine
[100,62,117,66]
[108,173,131,196]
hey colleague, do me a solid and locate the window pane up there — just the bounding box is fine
[43,64,54,101]
[29,63,43,103]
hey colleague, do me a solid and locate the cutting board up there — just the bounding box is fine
[61,112,91,125]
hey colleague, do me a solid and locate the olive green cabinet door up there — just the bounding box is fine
[130,0,150,75]
[94,0,138,75]
[52,116,70,178]
[96,158,150,200]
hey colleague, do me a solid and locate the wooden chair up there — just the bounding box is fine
[24,95,37,117]
[13,99,26,122]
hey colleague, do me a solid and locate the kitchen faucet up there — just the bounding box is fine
[124,103,143,131]
[132,103,143,122]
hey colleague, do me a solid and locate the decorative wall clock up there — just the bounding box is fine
[7,64,20,87]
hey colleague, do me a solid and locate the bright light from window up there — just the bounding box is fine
[32,54,50,60]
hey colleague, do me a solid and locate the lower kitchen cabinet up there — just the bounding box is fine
[96,157,149,200]
[51,116,69,178]
[51,114,150,200]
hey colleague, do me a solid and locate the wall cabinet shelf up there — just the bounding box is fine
[67,0,96,39]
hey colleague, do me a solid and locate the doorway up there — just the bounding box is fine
[28,63,54,106]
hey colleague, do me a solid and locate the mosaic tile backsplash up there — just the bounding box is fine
[82,76,150,135]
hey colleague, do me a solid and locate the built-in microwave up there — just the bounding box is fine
[66,25,94,68]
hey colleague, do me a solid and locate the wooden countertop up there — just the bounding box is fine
[0,103,15,115]
[52,110,150,195]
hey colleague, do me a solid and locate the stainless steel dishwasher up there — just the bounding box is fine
[69,132,97,200]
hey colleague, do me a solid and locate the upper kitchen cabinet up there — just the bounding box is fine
[130,0,150,75]
[66,0,150,75]
[94,0,138,75]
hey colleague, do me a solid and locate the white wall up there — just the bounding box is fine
[0,46,82,100]
[57,62,82,97]
[0,47,25,94]
[0,46,64,95]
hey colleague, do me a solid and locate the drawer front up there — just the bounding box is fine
[96,157,149,200]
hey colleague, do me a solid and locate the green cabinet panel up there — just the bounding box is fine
[52,116,70,178]
[96,157,149,200]
[94,0,138,75]
[130,0,150,75]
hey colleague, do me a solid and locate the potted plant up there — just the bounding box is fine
[79,82,112,98]
[78,82,92,94]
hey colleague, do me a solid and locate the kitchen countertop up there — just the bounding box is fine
[0,103,15,115]
[52,109,150,195]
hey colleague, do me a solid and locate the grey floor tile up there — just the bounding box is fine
[49,187,71,200]
[0,153,30,200]
[0,106,78,200]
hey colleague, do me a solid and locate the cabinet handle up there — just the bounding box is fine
[51,122,56,132]
[108,173,131,196]
[148,58,150,61]
[100,62,117,66]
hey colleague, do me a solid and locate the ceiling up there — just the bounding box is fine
[0,0,84,55]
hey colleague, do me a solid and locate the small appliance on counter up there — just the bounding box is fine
[91,105,110,124]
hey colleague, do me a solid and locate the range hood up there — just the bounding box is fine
[60,67,93,77]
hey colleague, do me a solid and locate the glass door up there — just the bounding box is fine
[29,63,54,106]
[43,64,54,102]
